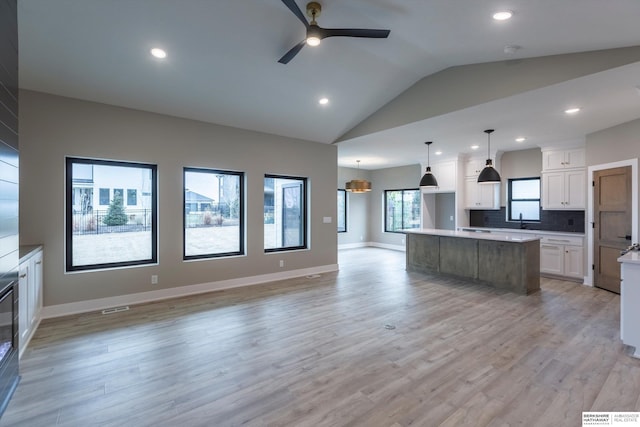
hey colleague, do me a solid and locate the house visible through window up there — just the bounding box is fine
[508,177,540,221]
[183,168,244,259]
[384,189,420,232]
[337,189,347,233]
[66,157,157,271]
[264,175,307,251]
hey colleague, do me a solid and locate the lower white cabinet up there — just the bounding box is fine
[18,246,43,358]
[539,235,584,279]
[619,253,640,358]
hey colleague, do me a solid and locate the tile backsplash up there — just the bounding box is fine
[469,208,585,233]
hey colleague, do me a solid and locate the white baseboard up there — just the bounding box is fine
[338,242,406,252]
[338,242,369,250]
[41,264,339,319]
[369,242,406,252]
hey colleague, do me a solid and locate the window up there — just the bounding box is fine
[508,177,540,221]
[99,188,110,205]
[264,175,307,251]
[337,189,347,233]
[184,168,244,259]
[127,189,137,206]
[384,189,420,232]
[66,157,157,271]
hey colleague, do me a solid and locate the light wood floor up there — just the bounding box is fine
[2,247,639,426]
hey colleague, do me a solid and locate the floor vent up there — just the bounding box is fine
[306,274,321,279]
[101,306,130,315]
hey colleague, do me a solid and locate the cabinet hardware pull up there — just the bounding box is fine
[35,261,42,265]
[548,239,570,243]
[19,274,26,279]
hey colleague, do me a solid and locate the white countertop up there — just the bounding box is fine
[618,251,640,264]
[460,227,585,238]
[404,228,540,243]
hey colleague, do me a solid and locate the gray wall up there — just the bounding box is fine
[337,166,370,246]
[586,117,640,229]
[499,148,543,206]
[435,193,455,230]
[369,164,421,246]
[19,90,338,307]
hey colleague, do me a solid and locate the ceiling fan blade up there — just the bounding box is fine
[322,28,390,39]
[278,40,306,64]
[280,0,309,29]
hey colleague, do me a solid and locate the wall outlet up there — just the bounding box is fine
[401,238,405,244]
[151,275,158,285]
[279,260,284,267]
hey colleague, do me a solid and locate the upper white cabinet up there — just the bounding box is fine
[421,160,456,193]
[464,178,500,210]
[542,169,585,209]
[465,158,486,177]
[541,147,585,210]
[463,158,500,210]
[542,148,585,170]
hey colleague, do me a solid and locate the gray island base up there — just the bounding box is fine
[405,229,541,295]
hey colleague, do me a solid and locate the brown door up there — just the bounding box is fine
[593,166,632,294]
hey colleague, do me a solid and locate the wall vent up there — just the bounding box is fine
[101,306,130,315]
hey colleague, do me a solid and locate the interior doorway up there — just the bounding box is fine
[593,166,632,293]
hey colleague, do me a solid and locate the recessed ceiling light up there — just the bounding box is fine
[318,97,329,105]
[435,151,442,155]
[150,48,167,59]
[515,137,526,142]
[565,107,581,114]
[471,145,480,150]
[493,10,513,21]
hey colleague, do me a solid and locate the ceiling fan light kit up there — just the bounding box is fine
[278,0,390,64]
[477,129,502,184]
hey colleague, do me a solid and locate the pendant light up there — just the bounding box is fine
[477,129,501,184]
[419,141,438,188]
[345,160,371,193]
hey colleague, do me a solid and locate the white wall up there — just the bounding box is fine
[19,90,338,309]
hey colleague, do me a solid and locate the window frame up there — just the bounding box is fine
[264,174,308,253]
[99,188,110,205]
[337,189,347,233]
[508,177,541,222]
[65,157,157,272]
[183,167,245,260]
[384,188,421,233]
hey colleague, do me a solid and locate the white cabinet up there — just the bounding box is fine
[18,247,43,358]
[539,235,584,279]
[465,158,486,177]
[542,148,585,170]
[464,178,500,210]
[541,147,585,211]
[542,169,585,209]
[422,160,456,193]
[618,254,640,358]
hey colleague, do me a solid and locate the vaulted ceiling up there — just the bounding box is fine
[18,0,640,168]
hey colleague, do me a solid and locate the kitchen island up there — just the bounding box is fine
[405,229,541,294]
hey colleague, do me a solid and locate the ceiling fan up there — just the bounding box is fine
[278,0,391,64]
